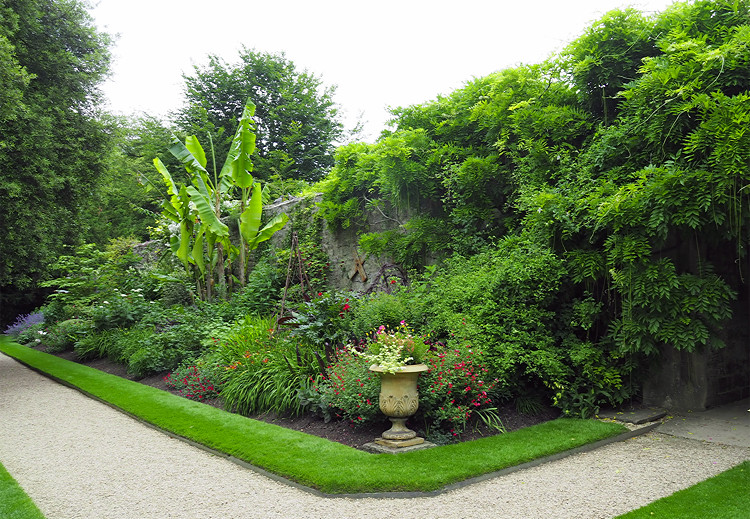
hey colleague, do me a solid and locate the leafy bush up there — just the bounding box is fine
[73,328,122,361]
[43,319,91,353]
[310,348,382,426]
[417,343,500,438]
[164,355,225,401]
[15,323,47,346]
[89,289,153,331]
[289,291,355,350]
[348,289,425,340]
[231,258,282,316]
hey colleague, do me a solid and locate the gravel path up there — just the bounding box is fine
[1,352,748,519]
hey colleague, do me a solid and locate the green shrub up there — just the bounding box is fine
[311,347,382,426]
[164,353,225,401]
[289,291,355,350]
[348,290,425,340]
[74,328,121,361]
[219,319,322,416]
[231,258,283,316]
[15,322,46,346]
[89,289,152,331]
[127,341,179,379]
[104,327,153,364]
[43,319,91,353]
[417,343,501,438]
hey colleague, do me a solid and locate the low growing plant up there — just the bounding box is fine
[164,356,224,401]
[310,347,382,426]
[418,342,500,438]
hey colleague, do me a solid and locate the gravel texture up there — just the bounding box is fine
[1,352,748,519]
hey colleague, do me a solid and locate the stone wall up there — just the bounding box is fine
[264,193,408,293]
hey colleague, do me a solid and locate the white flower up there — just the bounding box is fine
[35,338,41,343]
[103,301,109,304]
[38,330,47,335]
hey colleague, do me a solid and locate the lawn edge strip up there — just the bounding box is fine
[0,340,631,496]
[615,460,750,518]
[0,461,47,519]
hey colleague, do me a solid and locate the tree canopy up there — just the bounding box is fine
[174,48,343,184]
[0,0,112,320]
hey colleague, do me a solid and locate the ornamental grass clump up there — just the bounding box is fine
[357,322,429,373]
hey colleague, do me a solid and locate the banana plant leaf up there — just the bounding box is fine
[239,182,263,244]
[185,135,207,169]
[221,100,257,189]
[186,185,229,238]
[192,227,206,277]
[169,135,207,175]
[248,212,289,250]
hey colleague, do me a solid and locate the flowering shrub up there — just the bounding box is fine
[4,312,45,336]
[310,348,381,425]
[357,322,429,373]
[417,342,498,437]
[164,360,224,401]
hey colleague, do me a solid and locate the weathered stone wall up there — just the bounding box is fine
[264,193,408,293]
[643,238,750,411]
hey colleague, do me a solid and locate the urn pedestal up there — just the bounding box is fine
[369,364,428,448]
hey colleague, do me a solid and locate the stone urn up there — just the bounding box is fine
[369,364,428,447]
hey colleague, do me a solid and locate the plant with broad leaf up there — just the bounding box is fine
[153,98,288,300]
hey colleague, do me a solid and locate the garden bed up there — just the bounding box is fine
[48,347,559,449]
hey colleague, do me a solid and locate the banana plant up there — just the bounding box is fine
[219,100,289,287]
[153,97,288,299]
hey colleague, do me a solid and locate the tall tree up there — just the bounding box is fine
[0,0,111,323]
[174,48,343,183]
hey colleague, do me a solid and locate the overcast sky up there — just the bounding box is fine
[91,0,678,142]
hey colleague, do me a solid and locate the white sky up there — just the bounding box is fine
[91,0,678,142]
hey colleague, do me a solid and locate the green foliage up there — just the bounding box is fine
[154,99,289,300]
[0,0,112,323]
[418,344,499,438]
[348,290,424,341]
[89,289,152,331]
[42,318,91,353]
[174,48,342,183]
[218,315,322,416]
[164,354,225,401]
[73,327,121,361]
[289,291,355,350]
[311,348,382,426]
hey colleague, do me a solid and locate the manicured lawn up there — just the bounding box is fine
[0,462,46,519]
[0,339,627,494]
[616,461,750,518]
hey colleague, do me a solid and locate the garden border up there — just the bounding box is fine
[0,341,652,497]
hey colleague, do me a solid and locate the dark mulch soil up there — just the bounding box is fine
[39,347,560,449]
